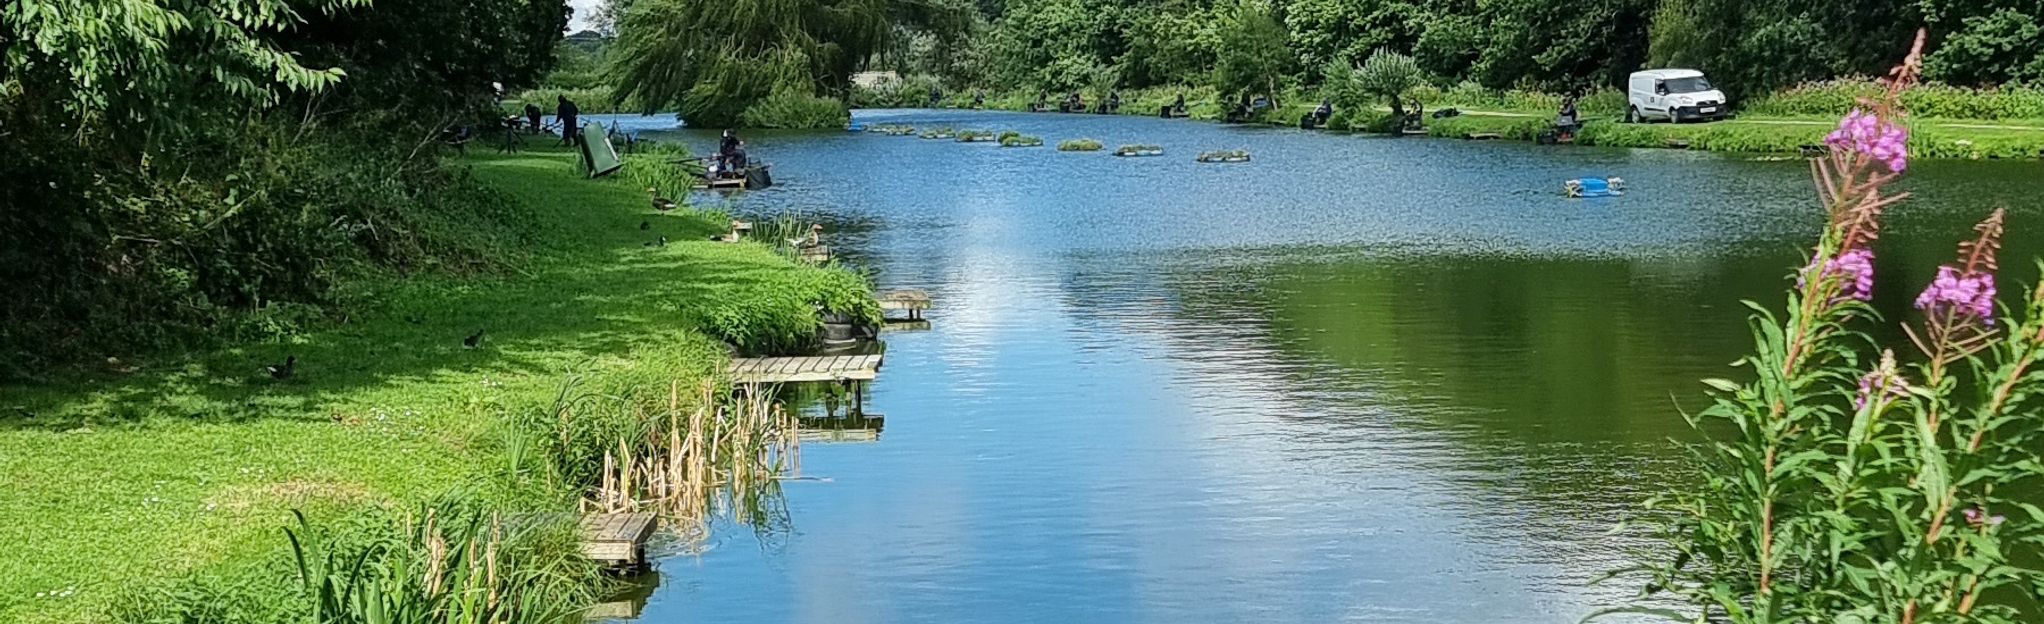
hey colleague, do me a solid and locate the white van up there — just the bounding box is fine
[1627,69,1729,123]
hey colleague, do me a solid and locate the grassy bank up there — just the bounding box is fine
[1421,113,2044,159]
[0,144,862,623]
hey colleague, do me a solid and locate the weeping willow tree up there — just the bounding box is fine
[609,0,970,127]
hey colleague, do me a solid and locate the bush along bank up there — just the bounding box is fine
[1422,114,2044,159]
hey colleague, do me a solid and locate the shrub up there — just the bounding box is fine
[1746,78,2044,120]
[738,90,850,129]
[0,121,538,376]
[692,262,879,356]
[507,86,624,115]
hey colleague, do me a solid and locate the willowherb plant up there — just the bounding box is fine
[1599,30,2044,624]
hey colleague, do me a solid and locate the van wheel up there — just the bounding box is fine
[1626,106,1640,123]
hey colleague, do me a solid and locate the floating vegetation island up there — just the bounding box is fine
[957,129,997,142]
[998,131,1043,147]
[1196,149,1251,163]
[867,123,916,136]
[1058,138,1104,152]
[1114,144,1164,157]
[920,127,956,139]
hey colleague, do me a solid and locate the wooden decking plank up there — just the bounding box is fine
[728,354,884,383]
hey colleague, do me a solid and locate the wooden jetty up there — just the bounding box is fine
[728,354,883,384]
[878,289,931,320]
[881,319,932,332]
[580,512,657,569]
[1465,132,1502,140]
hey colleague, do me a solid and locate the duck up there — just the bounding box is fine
[266,355,296,381]
[791,224,824,249]
[648,188,678,212]
[463,329,485,350]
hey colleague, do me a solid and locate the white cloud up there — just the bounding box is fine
[567,0,604,32]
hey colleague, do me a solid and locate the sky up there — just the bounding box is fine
[568,0,602,32]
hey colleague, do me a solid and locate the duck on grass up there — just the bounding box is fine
[1196,149,1251,163]
[1057,138,1104,152]
[1114,144,1165,157]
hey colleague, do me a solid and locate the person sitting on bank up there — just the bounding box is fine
[973,89,987,109]
[716,129,746,176]
[1106,90,1121,113]
[556,95,580,144]
[1173,93,1187,114]
[1555,94,1581,136]
[1313,99,1333,123]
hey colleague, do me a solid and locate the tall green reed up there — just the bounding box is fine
[282,501,599,624]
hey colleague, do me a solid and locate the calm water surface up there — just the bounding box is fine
[593,110,2044,622]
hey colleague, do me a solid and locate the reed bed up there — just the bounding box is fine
[539,380,800,545]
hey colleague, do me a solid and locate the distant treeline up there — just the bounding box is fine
[921,0,2044,99]
[538,0,2042,126]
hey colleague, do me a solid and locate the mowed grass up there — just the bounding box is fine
[0,145,813,623]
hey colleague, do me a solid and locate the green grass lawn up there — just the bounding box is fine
[0,145,826,623]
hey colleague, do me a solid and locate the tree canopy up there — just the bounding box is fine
[608,0,970,126]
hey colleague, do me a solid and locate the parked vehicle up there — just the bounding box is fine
[1626,69,1729,123]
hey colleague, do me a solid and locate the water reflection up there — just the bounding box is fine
[615,110,2044,623]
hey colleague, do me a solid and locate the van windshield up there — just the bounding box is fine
[1662,76,1713,94]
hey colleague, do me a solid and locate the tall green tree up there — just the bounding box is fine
[1353,48,1420,118]
[1213,2,1292,101]
[609,0,969,126]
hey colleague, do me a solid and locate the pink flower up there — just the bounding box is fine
[1826,108,1910,173]
[1800,247,1876,301]
[1914,266,1996,325]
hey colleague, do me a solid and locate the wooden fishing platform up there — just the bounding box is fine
[728,354,883,384]
[879,289,931,320]
[580,512,657,569]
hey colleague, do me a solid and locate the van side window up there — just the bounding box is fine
[1653,81,1667,96]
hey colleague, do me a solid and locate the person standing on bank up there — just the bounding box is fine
[556,95,580,145]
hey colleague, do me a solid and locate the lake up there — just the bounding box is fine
[590,110,2044,622]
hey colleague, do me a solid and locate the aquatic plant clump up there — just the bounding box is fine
[956,129,996,142]
[919,127,956,139]
[1113,144,1164,156]
[1602,31,2044,624]
[1057,138,1103,151]
[1196,149,1251,162]
[1000,134,1044,147]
